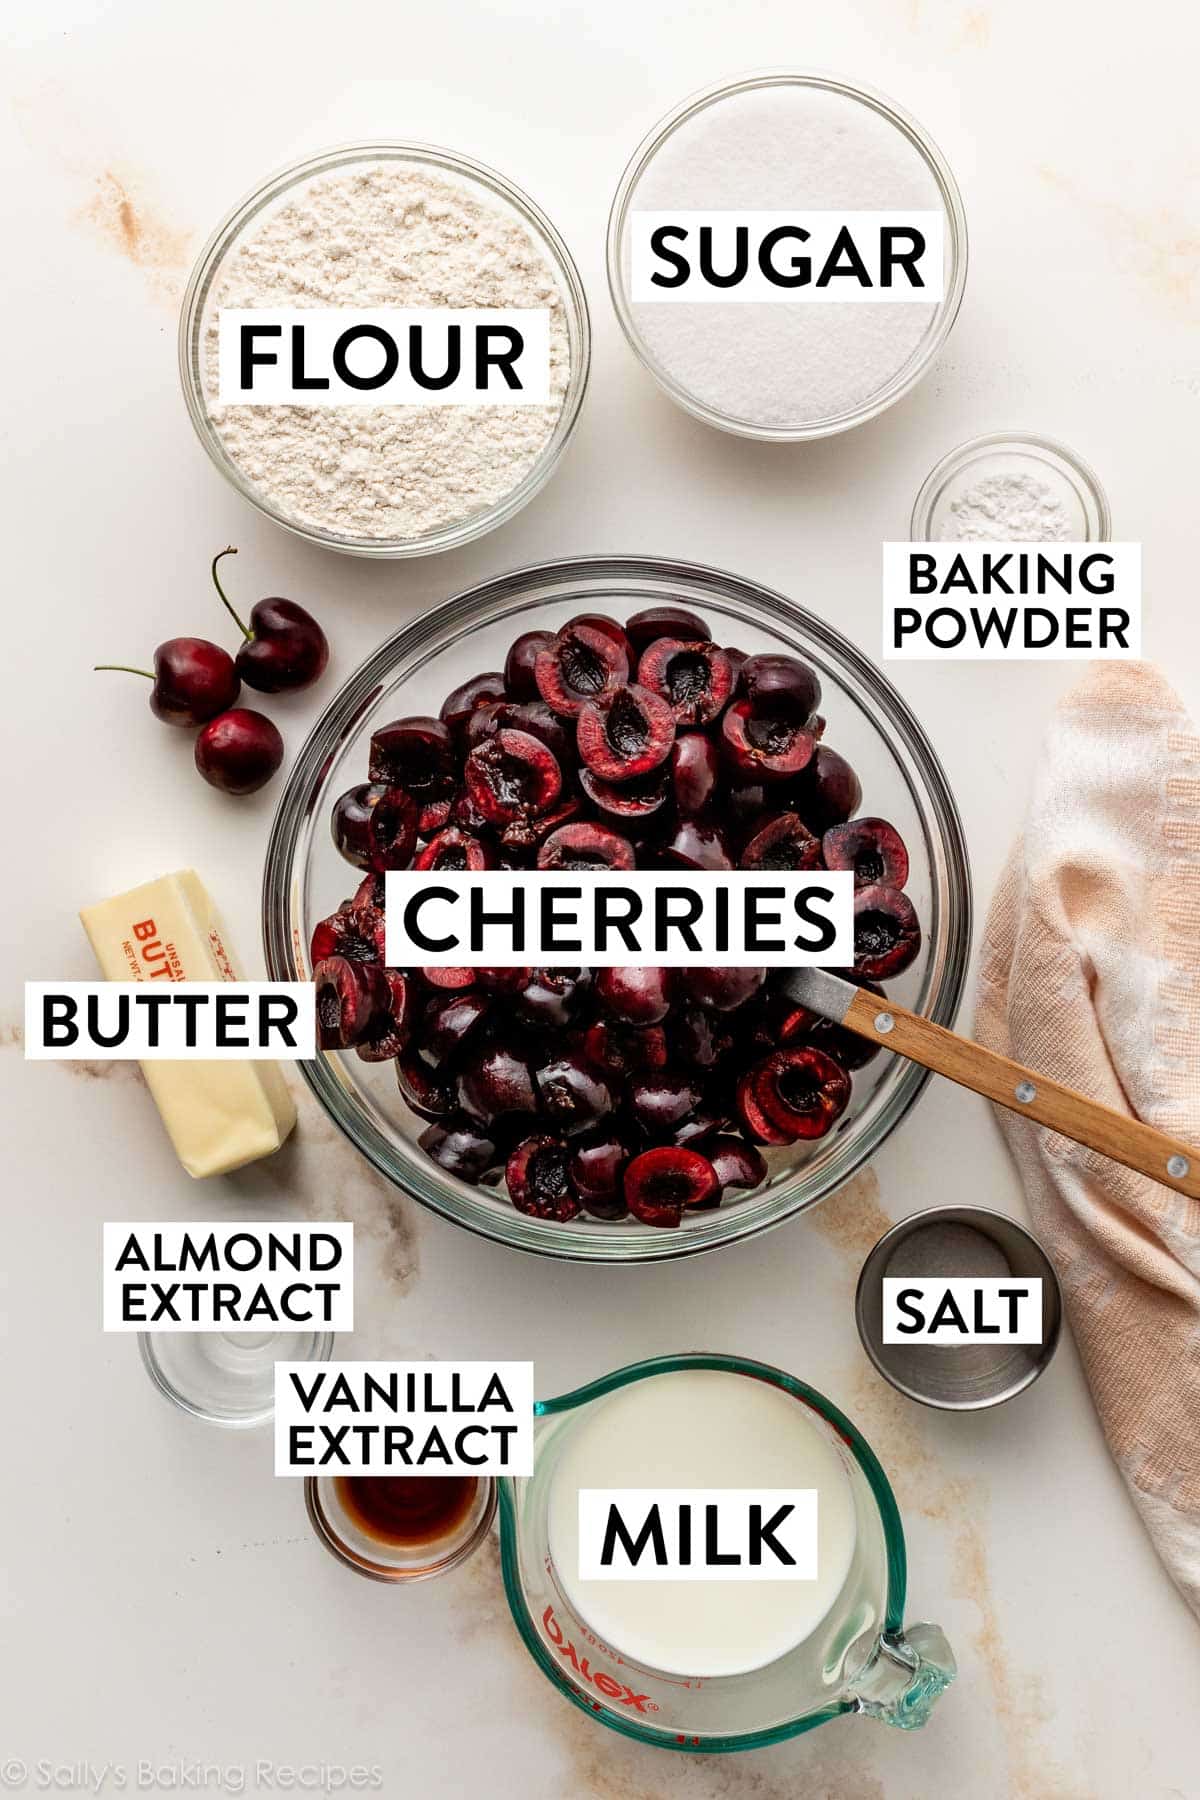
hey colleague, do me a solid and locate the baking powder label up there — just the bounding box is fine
[882,542,1142,659]
[629,212,945,303]
[218,308,552,405]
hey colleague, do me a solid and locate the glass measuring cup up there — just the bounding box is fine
[497,1353,954,1752]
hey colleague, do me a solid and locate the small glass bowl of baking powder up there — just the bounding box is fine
[179,143,590,557]
[911,433,1111,541]
[607,72,968,441]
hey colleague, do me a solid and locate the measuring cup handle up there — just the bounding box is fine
[846,1622,957,1729]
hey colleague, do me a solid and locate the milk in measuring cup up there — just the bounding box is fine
[546,1369,857,1678]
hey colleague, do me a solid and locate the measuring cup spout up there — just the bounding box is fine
[844,1622,956,1730]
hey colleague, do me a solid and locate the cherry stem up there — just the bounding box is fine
[211,545,252,641]
[95,665,153,679]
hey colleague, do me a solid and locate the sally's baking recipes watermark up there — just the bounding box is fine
[0,1761,383,1795]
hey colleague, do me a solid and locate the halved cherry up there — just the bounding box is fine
[722,699,815,782]
[506,1135,581,1222]
[629,1071,704,1136]
[576,684,675,783]
[331,782,387,869]
[637,638,733,726]
[535,1054,614,1135]
[736,653,821,721]
[313,956,387,1050]
[798,746,862,830]
[823,818,910,891]
[464,728,562,825]
[535,624,628,717]
[756,1046,851,1140]
[569,1131,632,1218]
[852,885,922,979]
[421,966,476,991]
[396,1050,457,1122]
[537,821,635,871]
[563,612,633,665]
[740,812,822,871]
[625,605,711,655]
[419,1116,497,1183]
[595,965,671,1025]
[439,672,506,738]
[368,716,457,798]
[579,764,671,821]
[624,1146,719,1226]
[501,795,583,858]
[658,817,733,870]
[413,826,494,872]
[310,903,385,969]
[420,991,490,1066]
[355,970,415,1063]
[504,630,556,701]
[583,1018,669,1078]
[735,1066,799,1146]
[670,732,719,815]
[707,1135,767,1194]
[679,967,765,1012]
[366,786,418,870]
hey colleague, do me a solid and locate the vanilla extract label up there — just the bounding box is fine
[103,1222,354,1332]
[882,542,1141,659]
[274,1360,535,1476]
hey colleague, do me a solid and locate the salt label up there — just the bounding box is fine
[882,1278,1043,1344]
[630,212,944,303]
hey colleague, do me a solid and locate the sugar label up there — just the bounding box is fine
[629,212,945,303]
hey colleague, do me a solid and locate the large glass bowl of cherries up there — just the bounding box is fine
[263,557,971,1262]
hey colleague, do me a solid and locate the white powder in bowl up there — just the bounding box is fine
[620,82,951,431]
[202,161,572,543]
[946,472,1072,541]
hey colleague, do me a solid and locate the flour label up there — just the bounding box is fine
[218,308,552,405]
[629,212,944,303]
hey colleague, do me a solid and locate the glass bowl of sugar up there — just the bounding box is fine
[179,143,591,557]
[607,73,967,441]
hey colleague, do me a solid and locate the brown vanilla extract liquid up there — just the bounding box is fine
[334,1475,479,1548]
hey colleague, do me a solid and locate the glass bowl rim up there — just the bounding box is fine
[178,139,592,559]
[138,1329,335,1429]
[497,1351,907,1752]
[909,430,1113,541]
[261,552,972,1263]
[605,68,969,442]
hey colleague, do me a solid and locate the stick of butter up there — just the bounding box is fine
[79,869,297,1177]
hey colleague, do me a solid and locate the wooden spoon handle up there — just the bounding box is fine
[841,986,1200,1199]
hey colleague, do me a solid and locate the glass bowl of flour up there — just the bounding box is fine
[179,144,590,556]
[607,73,967,441]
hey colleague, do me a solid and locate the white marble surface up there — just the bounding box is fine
[3,2,1199,1796]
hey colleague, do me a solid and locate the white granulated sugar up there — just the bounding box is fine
[947,472,1073,541]
[626,86,944,428]
[204,164,570,541]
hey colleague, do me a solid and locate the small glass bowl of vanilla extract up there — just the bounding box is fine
[305,1474,496,1582]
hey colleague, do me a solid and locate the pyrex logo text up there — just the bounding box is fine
[541,1606,655,1712]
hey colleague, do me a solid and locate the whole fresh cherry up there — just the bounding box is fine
[194,708,284,795]
[95,638,239,726]
[211,547,329,693]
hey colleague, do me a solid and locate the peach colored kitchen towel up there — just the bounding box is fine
[976,662,1200,1618]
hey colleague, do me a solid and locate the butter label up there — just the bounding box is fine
[25,981,315,1059]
